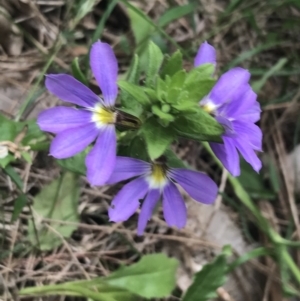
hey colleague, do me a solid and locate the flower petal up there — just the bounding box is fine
[109,177,148,222]
[170,169,218,204]
[137,189,160,235]
[90,41,118,106]
[194,41,216,69]
[234,139,262,173]
[210,137,240,176]
[218,84,252,116]
[233,120,262,151]
[50,123,98,159]
[162,182,187,228]
[210,67,251,105]
[106,156,151,185]
[45,74,99,107]
[37,106,92,134]
[86,125,116,186]
[216,116,235,137]
[240,100,261,123]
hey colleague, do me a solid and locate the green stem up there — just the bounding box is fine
[202,142,300,284]
[282,248,300,283]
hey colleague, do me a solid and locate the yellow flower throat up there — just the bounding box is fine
[92,106,116,126]
[149,164,168,188]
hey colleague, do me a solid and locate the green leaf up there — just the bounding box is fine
[172,100,199,113]
[142,117,175,160]
[238,159,275,199]
[0,154,15,168]
[160,50,183,78]
[28,173,80,250]
[126,54,140,84]
[169,70,186,89]
[120,55,143,116]
[144,87,158,101]
[118,80,150,106]
[128,6,153,46]
[71,57,88,85]
[72,0,98,28]
[164,148,187,168]
[180,64,216,102]
[158,3,196,27]
[174,109,223,142]
[105,253,179,298]
[0,114,17,141]
[156,78,168,102]
[126,136,149,162]
[184,64,215,84]
[21,151,32,164]
[184,79,215,103]
[183,254,228,301]
[20,281,137,301]
[3,165,23,190]
[20,119,48,151]
[166,70,186,103]
[56,149,87,175]
[146,41,164,87]
[11,194,27,222]
[152,105,175,122]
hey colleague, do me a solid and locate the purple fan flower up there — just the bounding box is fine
[194,42,262,176]
[38,41,119,186]
[107,156,218,235]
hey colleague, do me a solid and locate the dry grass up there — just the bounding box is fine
[0,0,300,301]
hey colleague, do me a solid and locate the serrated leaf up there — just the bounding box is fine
[185,64,215,84]
[142,117,175,160]
[172,101,199,113]
[183,254,228,301]
[169,70,186,90]
[118,80,150,106]
[156,78,168,102]
[165,70,186,103]
[152,105,175,122]
[28,173,80,250]
[105,253,179,299]
[184,79,215,103]
[174,108,223,142]
[167,87,182,104]
[160,50,183,78]
[146,41,164,87]
[144,87,158,101]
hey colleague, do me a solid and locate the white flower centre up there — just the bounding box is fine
[91,104,116,128]
[146,164,168,189]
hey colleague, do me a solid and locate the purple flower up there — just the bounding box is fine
[194,42,262,176]
[107,156,218,235]
[38,41,119,186]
